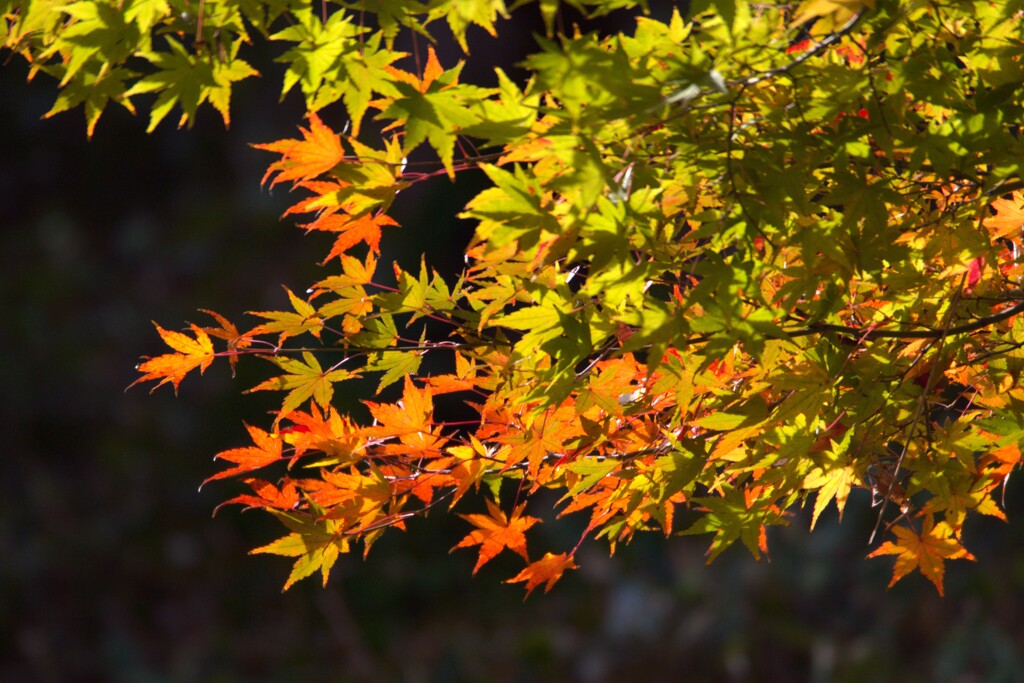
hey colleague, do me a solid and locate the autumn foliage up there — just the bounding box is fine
[10,0,1024,596]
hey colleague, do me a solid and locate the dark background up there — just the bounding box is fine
[3,7,1024,682]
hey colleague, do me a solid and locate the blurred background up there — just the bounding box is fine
[3,6,1024,682]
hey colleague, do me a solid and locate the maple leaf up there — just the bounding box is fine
[301,469,393,526]
[246,352,357,420]
[199,309,250,376]
[48,1,132,86]
[364,375,444,452]
[249,287,324,345]
[374,47,485,176]
[792,0,875,30]
[253,111,346,186]
[124,36,258,131]
[453,499,540,574]
[279,404,364,464]
[983,191,1024,240]
[505,552,578,597]
[868,515,976,596]
[446,436,494,507]
[270,7,363,104]
[205,424,283,485]
[44,64,136,138]
[310,211,398,259]
[805,463,857,530]
[802,429,857,530]
[424,374,480,394]
[313,253,379,290]
[681,486,784,562]
[123,0,171,34]
[251,510,348,589]
[364,350,423,393]
[214,477,300,515]
[384,45,445,94]
[131,322,216,394]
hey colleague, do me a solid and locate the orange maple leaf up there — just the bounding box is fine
[983,191,1024,239]
[423,374,480,394]
[383,460,456,505]
[383,46,446,94]
[505,552,578,597]
[364,375,444,453]
[204,424,284,485]
[253,112,346,186]
[453,499,540,574]
[131,322,216,393]
[867,514,976,596]
[279,404,364,462]
[199,309,250,376]
[215,477,299,514]
[309,211,398,259]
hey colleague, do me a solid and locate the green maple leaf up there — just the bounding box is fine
[375,48,490,175]
[249,287,325,345]
[125,35,258,131]
[365,350,423,393]
[426,0,510,51]
[681,486,785,562]
[461,68,538,145]
[252,510,348,590]
[336,34,405,136]
[49,1,139,86]
[247,352,357,419]
[270,9,404,132]
[363,0,430,43]
[44,64,136,137]
[460,163,559,247]
[123,0,171,35]
[271,8,364,103]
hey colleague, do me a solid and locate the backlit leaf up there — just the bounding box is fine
[253,111,346,186]
[867,515,976,596]
[505,552,577,597]
[453,499,540,574]
[131,323,215,393]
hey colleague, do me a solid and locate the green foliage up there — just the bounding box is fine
[10,0,1024,595]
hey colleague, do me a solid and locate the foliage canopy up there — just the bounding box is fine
[8,0,1024,595]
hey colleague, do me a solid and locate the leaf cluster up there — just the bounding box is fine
[17,0,1024,595]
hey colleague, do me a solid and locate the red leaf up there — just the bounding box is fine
[786,39,811,54]
[965,256,985,290]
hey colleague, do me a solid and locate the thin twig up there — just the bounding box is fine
[869,274,967,544]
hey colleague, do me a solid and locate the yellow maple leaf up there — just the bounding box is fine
[868,515,975,596]
[792,0,875,31]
